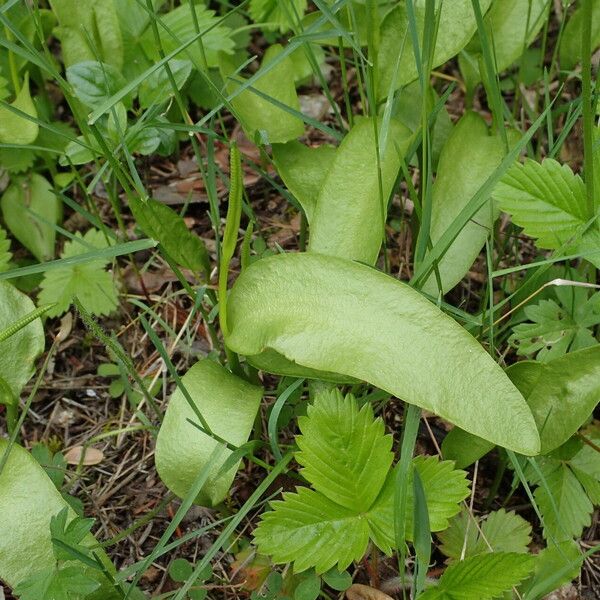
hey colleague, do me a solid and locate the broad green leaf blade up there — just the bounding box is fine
[129,196,209,274]
[296,390,393,512]
[534,463,593,541]
[560,0,600,70]
[0,281,44,397]
[226,44,304,144]
[493,158,600,266]
[392,80,453,169]
[1,173,61,262]
[308,117,412,264]
[439,509,532,560]
[253,486,371,574]
[271,141,336,223]
[521,346,600,454]
[244,346,358,384]
[0,74,38,145]
[38,229,119,317]
[367,457,469,554]
[227,252,540,454]
[155,359,262,506]
[138,59,193,109]
[419,552,535,600]
[459,0,549,88]
[49,0,124,70]
[422,111,505,295]
[66,61,129,110]
[377,0,493,97]
[441,427,494,470]
[0,440,120,598]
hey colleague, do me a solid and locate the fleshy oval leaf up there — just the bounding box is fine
[1,173,61,262]
[0,74,38,145]
[226,252,540,454]
[308,117,412,265]
[377,0,493,97]
[0,281,45,397]
[155,359,262,506]
[422,112,504,295]
[512,347,600,454]
[271,140,336,223]
[0,439,120,598]
[225,44,304,144]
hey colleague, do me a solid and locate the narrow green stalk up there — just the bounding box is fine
[219,142,243,339]
[394,403,421,598]
[582,0,596,214]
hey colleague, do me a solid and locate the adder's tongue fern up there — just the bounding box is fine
[218,141,243,340]
[0,304,55,342]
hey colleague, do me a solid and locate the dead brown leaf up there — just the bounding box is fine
[346,584,394,600]
[64,445,104,466]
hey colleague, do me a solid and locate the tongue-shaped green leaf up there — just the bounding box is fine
[155,359,263,506]
[0,439,121,598]
[308,117,412,265]
[226,252,540,455]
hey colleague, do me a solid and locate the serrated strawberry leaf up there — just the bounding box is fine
[254,391,469,572]
[439,508,532,560]
[13,565,100,600]
[38,229,119,317]
[419,552,535,600]
[296,389,393,512]
[493,158,600,267]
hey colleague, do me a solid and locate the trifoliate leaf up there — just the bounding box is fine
[439,508,532,561]
[249,0,308,33]
[49,507,95,562]
[419,552,535,600]
[38,229,119,317]
[534,462,593,542]
[13,565,100,600]
[296,389,393,512]
[509,287,600,361]
[0,226,12,272]
[255,392,469,572]
[254,486,371,574]
[493,158,600,267]
[367,457,470,554]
